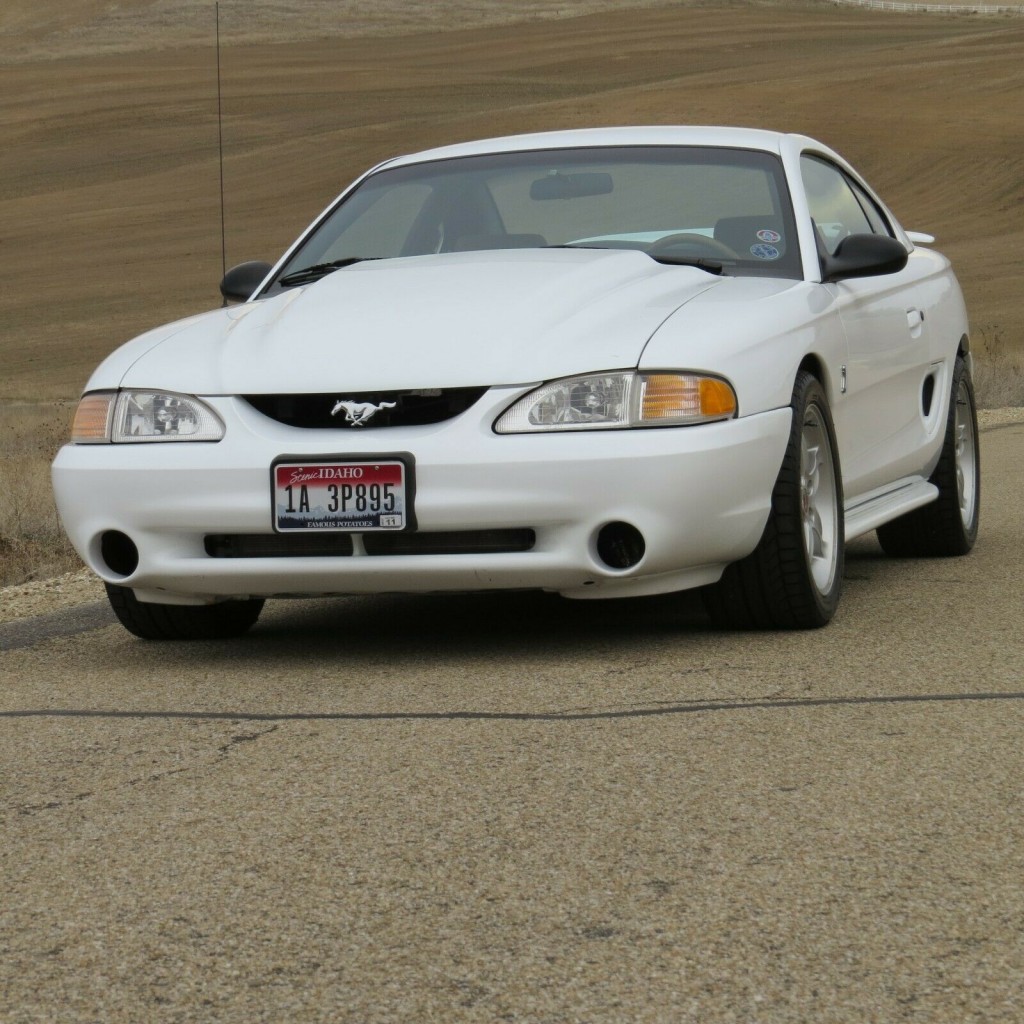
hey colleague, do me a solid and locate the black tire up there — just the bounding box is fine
[703,371,845,629]
[105,584,264,640]
[876,355,979,557]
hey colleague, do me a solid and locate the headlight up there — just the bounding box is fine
[71,391,225,443]
[494,371,737,433]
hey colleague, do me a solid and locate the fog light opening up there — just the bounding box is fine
[100,531,139,578]
[595,522,646,570]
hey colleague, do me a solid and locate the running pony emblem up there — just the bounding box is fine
[330,399,397,426]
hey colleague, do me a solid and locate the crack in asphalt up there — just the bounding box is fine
[10,724,282,817]
[1,692,1023,724]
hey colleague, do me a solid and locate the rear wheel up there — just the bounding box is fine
[876,355,979,557]
[106,584,264,640]
[703,371,844,629]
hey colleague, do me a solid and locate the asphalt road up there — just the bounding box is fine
[2,422,1022,1023]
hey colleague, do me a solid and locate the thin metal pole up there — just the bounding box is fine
[216,2,227,286]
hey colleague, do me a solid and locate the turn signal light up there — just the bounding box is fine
[71,392,115,444]
[639,374,737,423]
[699,377,738,418]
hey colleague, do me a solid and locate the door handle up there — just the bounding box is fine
[906,308,925,331]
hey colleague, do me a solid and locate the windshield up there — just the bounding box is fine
[266,146,801,293]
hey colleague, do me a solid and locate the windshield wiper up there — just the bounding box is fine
[647,254,725,275]
[278,257,380,287]
[549,244,725,275]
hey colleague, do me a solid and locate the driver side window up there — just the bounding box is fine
[801,155,885,256]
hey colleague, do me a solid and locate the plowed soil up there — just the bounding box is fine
[1,0,1022,399]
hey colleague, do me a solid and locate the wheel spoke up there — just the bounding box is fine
[802,442,821,497]
[805,506,825,561]
[798,406,838,596]
[953,380,977,528]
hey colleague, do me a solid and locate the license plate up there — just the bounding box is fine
[273,458,410,532]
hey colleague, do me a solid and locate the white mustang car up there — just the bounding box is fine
[52,126,979,639]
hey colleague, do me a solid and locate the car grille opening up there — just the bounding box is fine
[205,529,535,559]
[242,388,488,429]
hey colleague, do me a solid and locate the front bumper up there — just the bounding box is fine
[52,388,791,604]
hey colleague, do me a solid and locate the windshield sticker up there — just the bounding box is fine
[750,243,781,260]
[757,229,782,243]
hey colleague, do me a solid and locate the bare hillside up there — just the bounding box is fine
[1,0,1021,400]
[0,0,689,62]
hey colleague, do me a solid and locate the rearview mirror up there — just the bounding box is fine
[529,172,614,201]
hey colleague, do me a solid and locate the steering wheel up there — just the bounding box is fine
[648,232,738,260]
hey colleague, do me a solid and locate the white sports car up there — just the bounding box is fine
[52,126,979,639]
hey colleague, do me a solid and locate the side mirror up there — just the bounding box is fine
[821,234,908,283]
[219,261,273,303]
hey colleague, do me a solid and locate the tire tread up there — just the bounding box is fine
[703,371,844,630]
[876,355,979,558]
[106,584,264,640]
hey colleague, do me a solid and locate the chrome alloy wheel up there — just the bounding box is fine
[703,371,844,629]
[800,404,840,595]
[954,377,978,529]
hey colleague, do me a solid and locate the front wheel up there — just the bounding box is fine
[876,354,979,557]
[106,584,264,640]
[703,371,845,629]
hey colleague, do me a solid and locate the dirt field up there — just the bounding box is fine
[1,0,1023,403]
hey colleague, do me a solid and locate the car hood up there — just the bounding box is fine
[110,249,724,394]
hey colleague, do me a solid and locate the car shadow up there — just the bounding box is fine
[253,586,712,651]
[242,531,895,654]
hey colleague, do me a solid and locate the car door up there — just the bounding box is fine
[801,155,938,498]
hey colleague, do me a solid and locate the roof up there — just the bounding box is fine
[385,126,798,168]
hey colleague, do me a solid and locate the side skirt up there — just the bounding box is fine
[844,477,939,541]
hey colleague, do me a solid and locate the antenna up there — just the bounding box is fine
[216,2,227,294]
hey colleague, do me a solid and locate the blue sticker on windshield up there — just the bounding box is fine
[750,243,781,260]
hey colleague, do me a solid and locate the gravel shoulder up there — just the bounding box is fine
[0,569,104,625]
